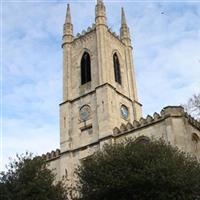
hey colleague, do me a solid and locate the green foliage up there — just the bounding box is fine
[75,139,200,200]
[0,152,68,200]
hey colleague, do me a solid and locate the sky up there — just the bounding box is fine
[1,0,200,170]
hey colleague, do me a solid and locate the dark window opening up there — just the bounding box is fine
[81,52,91,85]
[113,53,121,84]
[135,136,150,145]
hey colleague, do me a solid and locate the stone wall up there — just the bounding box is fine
[60,21,143,153]
[46,106,200,183]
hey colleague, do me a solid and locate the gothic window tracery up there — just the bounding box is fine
[113,53,121,84]
[81,52,91,85]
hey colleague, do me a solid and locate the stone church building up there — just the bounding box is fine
[44,0,200,183]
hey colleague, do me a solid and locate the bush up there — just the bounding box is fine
[75,139,200,200]
[0,152,68,200]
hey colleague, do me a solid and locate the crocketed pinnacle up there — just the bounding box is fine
[65,4,71,24]
[121,7,127,27]
[97,0,104,5]
[62,3,73,45]
[120,7,131,44]
[95,0,107,25]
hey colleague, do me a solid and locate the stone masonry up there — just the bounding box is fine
[44,1,200,184]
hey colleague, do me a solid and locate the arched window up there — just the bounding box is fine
[192,133,199,153]
[192,133,200,143]
[135,136,150,144]
[113,53,121,84]
[81,52,91,85]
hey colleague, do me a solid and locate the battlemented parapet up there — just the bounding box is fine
[42,149,61,162]
[44,106,200,184]
[112,106,200,160]
[113,106,200,136]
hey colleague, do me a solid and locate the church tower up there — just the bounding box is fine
[45,0,200,185]
[60,1,142,155]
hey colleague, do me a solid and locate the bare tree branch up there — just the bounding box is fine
[183,93,200,120]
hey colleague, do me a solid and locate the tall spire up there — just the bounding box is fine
[97,0,103,4]
[62,3,73,46]
[120,7,131,45]
[65,3,71,24]
[121,7,127,27]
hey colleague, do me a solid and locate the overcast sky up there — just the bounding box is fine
[2,0,200,170]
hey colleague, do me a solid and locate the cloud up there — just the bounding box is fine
[121,2,200,115]
[2,2,65,170]
[2,117,59,171]
[2,1,200,170]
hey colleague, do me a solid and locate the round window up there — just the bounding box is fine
[120,105,129,120]
[79,105,91,121]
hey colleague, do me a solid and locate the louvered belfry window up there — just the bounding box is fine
[113,53,121,84]
[81,52,91,85]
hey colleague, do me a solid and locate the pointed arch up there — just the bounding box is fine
[81,52,91,85]
[113,53,121,84]
[192,133,200,153]
[192,133,200,143]
[135,136,150,144]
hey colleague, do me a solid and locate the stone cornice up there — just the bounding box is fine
[43,149,61,162]
[113,106,200,137]
[184,112,200,130]
[73,24,96,41]
[107,28,125,47]
[66,22,125,48]
[60,82,136,106]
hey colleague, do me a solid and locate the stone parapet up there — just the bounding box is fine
[185,113,200,130]
[73,24,96,41]
[113,106,200,136]
[72,25,123,45]
[42,149,61,162]
[44,106,200,161]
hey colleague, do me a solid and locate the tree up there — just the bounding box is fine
[75,139,200,200]
[0,152,68,200]
[184,93,200,119]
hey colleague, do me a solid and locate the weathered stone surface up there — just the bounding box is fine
[46,2,200,186]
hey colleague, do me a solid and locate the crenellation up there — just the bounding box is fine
[76,33,81,37]
[146,115,154,123]
[81,31,86,35]
[140,117,147,125]
[73,28,96,44]
[55,149,60,156]
[160,109,165,117]
[120,123,127,132]
[107,28,124,47]
[186,114,200,130]
[126,122,133,130]
[112,31,117,36]
[41,154,46,159]
[51,151,56,158]
[111,107,200,137]
[153,112,161,120]
[87,27,92,32]
[44,149,61,161]
[46,152,51,160]
[113,127,121,135]
[133,120,140,128]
